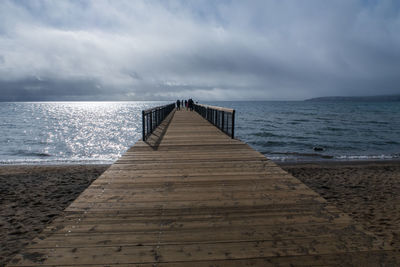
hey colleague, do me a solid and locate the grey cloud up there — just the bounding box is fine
[0,78,104,101]
[0,0,400,101]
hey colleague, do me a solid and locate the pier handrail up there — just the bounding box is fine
[142,103,175,141]
[193,103,235,138]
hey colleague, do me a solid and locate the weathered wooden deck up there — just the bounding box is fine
[8,109,399,266]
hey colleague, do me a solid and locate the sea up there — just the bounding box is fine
[0,101,399,165]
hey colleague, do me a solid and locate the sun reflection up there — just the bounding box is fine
[0,101,168,164]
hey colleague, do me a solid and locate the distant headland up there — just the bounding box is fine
[305,94,400,102]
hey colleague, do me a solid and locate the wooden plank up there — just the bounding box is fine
[33,223,366,248]
[8,239,392,266]
[9,252,400,267]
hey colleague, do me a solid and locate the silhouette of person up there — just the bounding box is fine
[176,99,180,110]
[188,98,194,111]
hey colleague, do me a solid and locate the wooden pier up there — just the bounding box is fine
[8,109,399,266]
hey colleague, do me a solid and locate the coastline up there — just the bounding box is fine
[1,160,400,264]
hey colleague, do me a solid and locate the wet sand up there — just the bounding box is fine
[1,161,400,265]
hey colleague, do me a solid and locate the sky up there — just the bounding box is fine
[0,0,399,101]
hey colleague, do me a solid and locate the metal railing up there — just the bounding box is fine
[142,103,175,141]
[193,103,235,138]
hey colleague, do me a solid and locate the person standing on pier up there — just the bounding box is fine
[176,100,181,110]
[188,98,194,111]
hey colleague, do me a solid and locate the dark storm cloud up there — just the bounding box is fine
[0,78,105,101]
[0,0,399,101]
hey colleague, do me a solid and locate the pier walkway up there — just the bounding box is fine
[8,109,398,266]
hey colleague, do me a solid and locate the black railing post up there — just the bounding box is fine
[149,111,153,133]
[213,110,215,125]
[231,110,235,139]
[221,111,225,132]
[147,115,150,135]
[218,110,221,130]
[142,110,145,141]
[216,110,219,129]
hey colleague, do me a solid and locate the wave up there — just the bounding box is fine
[251,132,280,138]
[12,150,52,157]
[266,152,400,162]
[386,141,400,145]
[251,140,308,147]
[292,119,310,122]
[360,121,389,125]
[0,157,115,165]
[322,126,347,132]
[336,154,400,160]
[266,151,334,159]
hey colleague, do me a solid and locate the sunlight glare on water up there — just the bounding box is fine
[0,101,168,164]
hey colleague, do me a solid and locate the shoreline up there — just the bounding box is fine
[276,158,400,167]
[2,161,400,264]
[1,157,400,167]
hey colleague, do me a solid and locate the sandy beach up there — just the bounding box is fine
[281,160,400,251]
[1,161,400,265]
[0,165,109,266]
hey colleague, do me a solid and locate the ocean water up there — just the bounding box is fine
[0,102,166,164]
[0,101,399,164]
[208,101,400,162]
